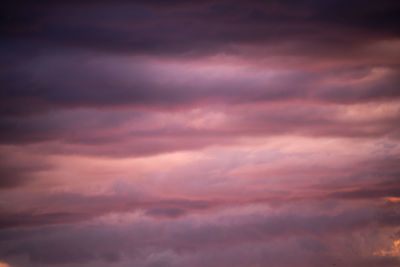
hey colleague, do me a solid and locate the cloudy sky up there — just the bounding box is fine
[1,0,400,266]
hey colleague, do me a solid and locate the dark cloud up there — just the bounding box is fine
[1,202,399,266]
[0,192,217,229]
[1,47,399,119]
[145,207,187,218]
[0,167,32,189]
[1,0,400,117]
[0,153,52,189]
[2,0,400,55]
[330,187,400,200]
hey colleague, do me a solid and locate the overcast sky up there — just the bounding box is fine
[1,1,400,266]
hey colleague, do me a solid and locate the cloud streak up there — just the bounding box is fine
[1,0,400,266]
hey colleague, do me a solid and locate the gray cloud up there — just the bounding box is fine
[1,201,399,266]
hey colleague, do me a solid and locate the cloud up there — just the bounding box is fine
[0,191,218,229]
[2,51,400,118]
[1,1,400,266]
[145,207,187,218]
[1,201,400,266]
[0,149,52,189]
[2,0,400,56]
[0,101,399,158]
[2,0,400,118]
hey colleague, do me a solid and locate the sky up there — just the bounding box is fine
[1,0,400,266]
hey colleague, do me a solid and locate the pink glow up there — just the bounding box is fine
[1,1,400,267]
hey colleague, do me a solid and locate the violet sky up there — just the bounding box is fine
[1,0,400,266]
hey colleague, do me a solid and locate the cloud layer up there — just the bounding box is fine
[1,0,400,266]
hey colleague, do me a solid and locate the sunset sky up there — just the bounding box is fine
[1,1,400,266]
